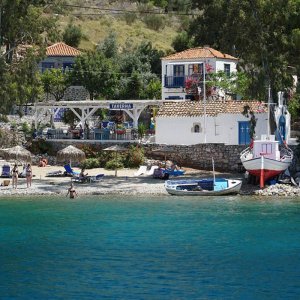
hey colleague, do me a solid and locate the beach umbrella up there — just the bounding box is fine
[2,145,32,163]
[56,145,85,167]
[103,145,128,176]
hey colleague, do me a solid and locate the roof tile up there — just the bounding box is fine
[156,100,267,117]
[162,47,238,61]
[46,42,81,57]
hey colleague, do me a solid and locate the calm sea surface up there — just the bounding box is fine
[0,195,300,299]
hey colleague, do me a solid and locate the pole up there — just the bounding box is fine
[267,84,271,137]
[212,157,215,186]
[203,62,207,143]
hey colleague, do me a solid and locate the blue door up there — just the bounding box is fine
[238,121,250,145]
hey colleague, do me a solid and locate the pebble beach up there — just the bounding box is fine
[0,165,299,197]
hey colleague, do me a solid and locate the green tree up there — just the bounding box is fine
[71,52,118,99]
[63,22,83,48]
[188,0,300,101]
[41,68,69,101]
[97,31,119,59]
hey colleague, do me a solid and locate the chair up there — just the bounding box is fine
[147,165,159,176]
[89,174,104,182]
[46,170,63,177]
[64,164,80,176]
[1,165,11,178]
[165,169,185,176]
[134,165,147,176]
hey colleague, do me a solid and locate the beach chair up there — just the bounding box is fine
[89,174,104,182]
[164,169,185,177]
[46,170,63,177]
[64,164,80,176]
[146,165,159,176]
[1,165,11,178]
[134,165,147,176]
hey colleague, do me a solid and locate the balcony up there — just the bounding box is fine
[164,75,202,88]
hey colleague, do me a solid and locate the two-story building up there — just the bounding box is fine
[161,46,238,100]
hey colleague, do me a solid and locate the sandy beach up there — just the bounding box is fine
[0,164,246,197]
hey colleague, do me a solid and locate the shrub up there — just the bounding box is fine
[124,12,137,25]
[29,139,54,155]
[143,15,166,31]
[80,158,101,169]
[124,145,145,168]
[105,158,124,170]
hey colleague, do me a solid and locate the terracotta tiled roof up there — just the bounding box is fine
[46,42,81,57]
[162,47,238,61]
[156,100,267,117]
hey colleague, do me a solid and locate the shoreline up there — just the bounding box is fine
[0,165,299,197]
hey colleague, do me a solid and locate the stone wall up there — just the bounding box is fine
[47,141,298,172]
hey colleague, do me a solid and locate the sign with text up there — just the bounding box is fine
[109,103,133,110]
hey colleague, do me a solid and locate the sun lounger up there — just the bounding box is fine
[46,170,63,177]
[89,174,104,182]
[1,165,10,178]
[134,165,147,176]
[164,169,185,176]
[64,164,80,176]
[73,173,104,183]
[147,165,159,175]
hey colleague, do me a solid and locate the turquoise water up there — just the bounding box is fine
[0,195,300,299]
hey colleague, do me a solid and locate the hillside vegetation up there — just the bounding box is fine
[59,0,189,52]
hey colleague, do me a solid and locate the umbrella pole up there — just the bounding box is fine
[70,159,72,168]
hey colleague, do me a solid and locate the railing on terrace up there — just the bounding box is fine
[164,75,202,88]
[41,128,155,142]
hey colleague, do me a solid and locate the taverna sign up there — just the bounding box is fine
[109,103,133,110]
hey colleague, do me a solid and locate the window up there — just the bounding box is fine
[261,144,272,154]
[174,65,184,77]
[63,62,74,72]
[224,64,231,77]
[194,124,200,132]
[41,62,54,72]
[188,64,203,75]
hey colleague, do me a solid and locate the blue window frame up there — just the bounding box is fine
[238,121,250,145]
[224,64,231,77]
[63,62,74,72]
[42,62,54,72]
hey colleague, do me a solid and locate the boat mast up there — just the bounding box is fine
[267,84,271,137]
[203,61,207,143]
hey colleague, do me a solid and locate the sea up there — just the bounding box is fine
[0,195,299,299]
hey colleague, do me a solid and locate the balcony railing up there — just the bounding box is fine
[164,75,203,88]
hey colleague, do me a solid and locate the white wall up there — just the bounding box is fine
[162,58,237,100]
[155,113,268,145]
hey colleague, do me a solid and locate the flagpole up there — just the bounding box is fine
[203,62,207,143]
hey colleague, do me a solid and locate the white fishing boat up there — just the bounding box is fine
[240,134,293,188]
[164,178,242,196]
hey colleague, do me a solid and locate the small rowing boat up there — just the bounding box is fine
[164,178,242,196]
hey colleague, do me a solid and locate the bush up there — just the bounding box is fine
[80,158,101,169]
[29,139,54,155]
[124,12,137,25]
[143,15,166,31]
[124,145,145,168]
[105,158,124,170]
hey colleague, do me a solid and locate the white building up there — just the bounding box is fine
[155,100,275,145]
[161,47,238,100]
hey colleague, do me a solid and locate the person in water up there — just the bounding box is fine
[26,163,32,188]
[66,183,78,199]
[11,163,19,189]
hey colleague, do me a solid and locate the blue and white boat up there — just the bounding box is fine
[164,178,242,196]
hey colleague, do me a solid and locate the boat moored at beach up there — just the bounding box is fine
[164,178,242,196]
[240,135,293,188]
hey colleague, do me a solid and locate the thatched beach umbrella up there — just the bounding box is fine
[103,145,128,176]
[56,145,85,167]
[2,145,32,163]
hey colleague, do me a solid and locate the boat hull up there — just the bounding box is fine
[241,156,291,183]
[164,179,242,196]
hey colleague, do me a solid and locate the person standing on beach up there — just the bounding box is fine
[26,163,32,188]
[11,164,18,189]
[66,183,78,199]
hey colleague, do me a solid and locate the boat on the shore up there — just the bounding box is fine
[164,178,242,196]
[240,134,293,188]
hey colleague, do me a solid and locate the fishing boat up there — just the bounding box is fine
[164,178,242,196]
[240,134,293,188]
